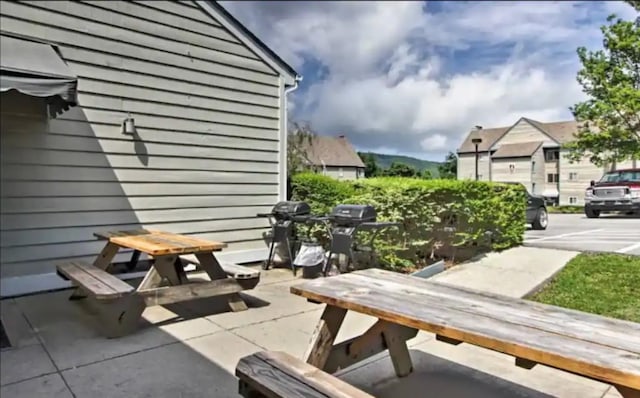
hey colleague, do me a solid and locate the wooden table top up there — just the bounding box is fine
[290,268,640,389]
[95,229,228,256]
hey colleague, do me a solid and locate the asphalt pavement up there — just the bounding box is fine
[524,213,640,255]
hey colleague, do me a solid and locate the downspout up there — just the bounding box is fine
[282,75,302,200]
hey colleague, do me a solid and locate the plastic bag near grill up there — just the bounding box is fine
[0,35,78,117]
[293,242,326,268]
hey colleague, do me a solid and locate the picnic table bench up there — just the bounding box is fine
[236,268,640,398]
[56,229,260,337]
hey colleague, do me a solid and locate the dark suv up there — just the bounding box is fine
[502,182,548,230]
[584,168,640,218]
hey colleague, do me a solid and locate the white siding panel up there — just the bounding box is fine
[492,158,533,188]
[132,0,221,26]
[1,195,279,214]
[1,133,278,162]
[84,1,235,42]
[1,148,278,174]
[559,152,605,205]
[2,181,277,197]
[0,2,274,75]
[457,153,490,180]
[76,79,278,119]
[25,1,252,59]
[0,15,275,79]
[492,120,556,147]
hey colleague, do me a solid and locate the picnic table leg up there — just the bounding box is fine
[615,386,640,398]
[322,319,417,376]
[196,252,249,312]
[126,250,142,271]
[70,242,120,301]
[99,294,146,338]
[304,305,347,369]
[151,254,182,286]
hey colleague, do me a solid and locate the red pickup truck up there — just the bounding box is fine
[584,168,640,218]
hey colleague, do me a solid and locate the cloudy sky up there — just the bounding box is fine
[220,1,638,162]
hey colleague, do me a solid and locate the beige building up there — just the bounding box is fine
[302,135,366,180]
[456,117,638,206]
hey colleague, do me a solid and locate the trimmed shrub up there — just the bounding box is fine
[290,173,526,271]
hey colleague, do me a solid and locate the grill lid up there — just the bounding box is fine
[271,201,311,216]
[329,204,377,223]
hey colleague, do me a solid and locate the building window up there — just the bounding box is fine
[545,150,560,162]
[509,164,515,173]
[569,196,578,204]
[547,173,559,183]
[532,183,536,194]
[531,161,536,172]
[569,172,578,181]
[338,167,344,178]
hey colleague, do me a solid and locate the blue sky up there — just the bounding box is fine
[221,1,638,162]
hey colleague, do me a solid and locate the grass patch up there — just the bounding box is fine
[548,205,583,214]
[531,253,640,323]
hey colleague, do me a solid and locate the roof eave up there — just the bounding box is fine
[199,1,301,85]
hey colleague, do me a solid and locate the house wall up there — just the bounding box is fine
[322,166,361,180]
[558,150,606,206]
[491,119,556,147]
[491,158,533,191]
[0,0,286,281]
[457,152,490,181]
[531,147,545,196]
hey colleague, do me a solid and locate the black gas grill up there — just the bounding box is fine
[315,204,400,275]
[257,201,311,272]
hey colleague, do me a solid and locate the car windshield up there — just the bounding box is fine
[599,170,640,183]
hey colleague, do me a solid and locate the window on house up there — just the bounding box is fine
[569,172,578,181]
[569,196,578,204]
[339,167,344,178]
[532,183,536,194]
[531,161,536,172]
[545,150,560,162]
[547,173,559,183]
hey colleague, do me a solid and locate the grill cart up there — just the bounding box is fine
[257,201,312,273]
[311,204,401,276]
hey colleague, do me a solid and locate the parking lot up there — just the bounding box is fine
[524,213,640,255]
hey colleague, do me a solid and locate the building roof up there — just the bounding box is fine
[301,135,366,168]
[456,118,580,154]
[201,1,300,84]
[492,141,544,159]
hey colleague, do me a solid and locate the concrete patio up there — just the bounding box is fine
[0,247,623,398]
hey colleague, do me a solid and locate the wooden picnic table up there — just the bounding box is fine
[290,268,640,398]
[57,229,260,337]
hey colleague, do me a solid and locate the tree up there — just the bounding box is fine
[420,169,433,180]
[383,161,419,177]
[287,121,316,176]
[438,152,458,179]
[564,13,640,167]
[626,1,639,11]
[357,152,379,177]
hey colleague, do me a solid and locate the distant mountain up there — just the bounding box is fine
[364,152,442,176]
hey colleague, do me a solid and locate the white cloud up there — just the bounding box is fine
[220,0,638,159]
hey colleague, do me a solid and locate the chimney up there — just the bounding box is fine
[338,134,345,139]
[475,125,483,130]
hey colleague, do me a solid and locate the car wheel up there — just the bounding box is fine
[532,207,548,230]
[584,207,600,218]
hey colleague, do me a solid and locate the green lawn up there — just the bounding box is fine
[531,253,640,323]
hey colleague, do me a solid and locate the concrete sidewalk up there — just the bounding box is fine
[1,246,623,398]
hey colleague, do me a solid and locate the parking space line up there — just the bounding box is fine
[524,229,604,243]
[616,242,640,254]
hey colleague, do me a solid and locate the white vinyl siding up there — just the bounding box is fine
[491,158,533,191]
[0,0,285,281]
[457,153,490,181]
[558,150,606,206]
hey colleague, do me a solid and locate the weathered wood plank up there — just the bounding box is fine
[108,231,227,256]
[138,278,245,306]
[236,351,374,398]
[305,306,348,369]
[359,268,640,353]
[56,261,134,299]
[290,272,640,389]
[219,262,260,280]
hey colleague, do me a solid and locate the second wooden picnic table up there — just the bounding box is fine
[57,229,260,337]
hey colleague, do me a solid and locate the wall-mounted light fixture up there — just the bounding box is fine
[122,113,137,135]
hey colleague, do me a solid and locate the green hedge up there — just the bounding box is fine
[290,173,526,271]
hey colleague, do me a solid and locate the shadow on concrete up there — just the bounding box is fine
[344,350,556,398]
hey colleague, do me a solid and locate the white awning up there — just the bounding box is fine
[0,35,78,116]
